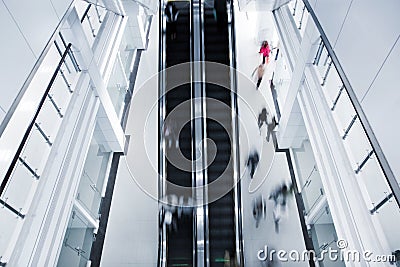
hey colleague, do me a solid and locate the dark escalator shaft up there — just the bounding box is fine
[165,2,193,267]
[204,2,236,266]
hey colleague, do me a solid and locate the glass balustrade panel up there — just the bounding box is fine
[0,208,22,262]
[342,118,372,170]
[356,156,392,208]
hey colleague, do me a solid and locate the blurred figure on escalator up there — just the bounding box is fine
[165,1,180,40]
[163,119,179,149]
[214,0,227,29]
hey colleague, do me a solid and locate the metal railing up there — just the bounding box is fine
[0,42,79,261]
[157,0,167,266]
[287,0,400,254]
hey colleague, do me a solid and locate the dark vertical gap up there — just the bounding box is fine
[89,152,123,267]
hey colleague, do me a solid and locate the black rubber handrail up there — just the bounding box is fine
[81,4,92,23]
[0,44,72,197]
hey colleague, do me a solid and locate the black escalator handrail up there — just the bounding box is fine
[227,1,245,266]
[0,43,73,197]
[301,0,400,209]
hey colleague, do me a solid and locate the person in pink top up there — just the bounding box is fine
[259,41,271,64]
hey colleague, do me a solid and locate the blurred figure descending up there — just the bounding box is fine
[265,114,277,143]
[160,194,179,232]
[246,150,259,179]
[257,108,277,142]
[163,119,179,149]
[252,64,265,89]
[259,41,271,64]
[252,195,266,228]
[165,1,179,40]
[257,108,268,132]
[268,181,294,233]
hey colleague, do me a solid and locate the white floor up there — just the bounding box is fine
[234,3,308,267]
[101,13,160,267]
[101,3,307,267]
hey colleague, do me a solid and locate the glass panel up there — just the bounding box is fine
[77,1,108,47]
[76,171,102,219]
[0,46,61,179]
[57,210,94,267]
[310,205,345,267]
[292,0,305,30]
[273,54,292,109]
[35,100,63,143]
[107,59,128,118]
[314,46,330,81]
[301,166,324,213]
[76,135,110,219]
[292,140,324,214]
[119,24,138,78]
[342,118,372,170]
[322,65,343,106]
[373,199,400,252]
[0,208,21,261]
[50,74,73,114]
[331,89,355,135]
[20,127,51,177]
[298,8,310,37]
[357,156,391,208]
[2,163,37,213]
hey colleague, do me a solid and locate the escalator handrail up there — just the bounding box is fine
[157,1,167,266]
[226,0,245,265]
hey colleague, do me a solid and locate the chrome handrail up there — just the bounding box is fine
[157,0,167,266]
[227,0,244,265]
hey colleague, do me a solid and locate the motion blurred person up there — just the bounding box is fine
[252,64,265,89]
[269,181,293,233]
[163,119,179,149]
[259,41,271,64]
[165,1,179,40]
[246,150,259,179]
[214,0,227,29]
[252,195,266,228]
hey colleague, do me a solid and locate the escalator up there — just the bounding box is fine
[204,2,236,266]
[164,2,194,266]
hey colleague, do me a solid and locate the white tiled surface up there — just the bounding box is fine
[3,0,60,56]
[360,38,400,184]
[333,0,400,99]
[0,2,37,117]
[50,0,74,20]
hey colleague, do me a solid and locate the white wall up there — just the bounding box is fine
[312,0,400,180]
[0,0,73,127]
